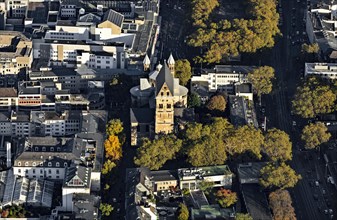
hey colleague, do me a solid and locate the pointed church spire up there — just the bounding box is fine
[143,54,151,71]
[167,53,175,65]
[167,53,175,76]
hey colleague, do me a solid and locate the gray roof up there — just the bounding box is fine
[174,108,195,121]
[235,83,252,93]
[78,13,101,24]
[156,63,174,95]
[130,108,154,124]
[241,184,272,220]
[149,170,178,182]
[102,9,124,27]
[64,165,91,188]
[72,193,100,220]
[237,162,267,184]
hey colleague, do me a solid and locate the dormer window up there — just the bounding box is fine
[18,162,21,166]
[51,147,54,152]
[48,162,52,167]
[25,162,29,166]
[64,162,68,167]
[42,147,46,152]
[56,162,60,167]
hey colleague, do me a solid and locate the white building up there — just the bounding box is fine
[305,63,337,79]
[191,65,254,94]
[33,39,126,69]
[178,165,233,190]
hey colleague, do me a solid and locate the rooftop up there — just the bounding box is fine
[149,170,178,182]
[130,108,154,124]
[241,184,272,220]
[72,193,100,220]
[0,88,17,97]
[237,162,267,184]
[178,165,232,179]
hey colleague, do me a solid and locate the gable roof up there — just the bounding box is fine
[156,63,174,95]
[102,9,124,27]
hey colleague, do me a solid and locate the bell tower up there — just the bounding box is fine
[143,54,151,71]
[167,53,175,76]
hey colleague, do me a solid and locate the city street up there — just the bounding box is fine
[262,0,336,219]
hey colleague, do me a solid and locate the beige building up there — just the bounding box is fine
[129,55,189,145]
[0,31,33,75]
[98,9,124,35]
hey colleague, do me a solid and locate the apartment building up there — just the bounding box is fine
[191,65,254,94]
[305,63,337,79]
[0,88,18,111]
[5,0,28,18]
[33,39,126,69]
[0,31,33,75]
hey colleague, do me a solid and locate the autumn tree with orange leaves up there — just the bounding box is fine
[215,188,238,208]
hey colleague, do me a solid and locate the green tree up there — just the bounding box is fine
[104,184,110,190]
[301,43,319,54]
[185,118,233,166]
[198,181,214,194]
[235,213,253,220]
[260,163,301,189]
[248,66,275,98]
[188,92,201,108]
[301,122,331,149]
[264,128,292,161]
[215,188,238,208]
[106,119,124,136]
[177,203,189,220]
[99,203,113,216]
[175,59,192,86]
[101,159,116,175]
[269,189,296,220]
[225,125,264,159]
[206,95,226,112]
[134,135,182,170]
[292,77,336,118]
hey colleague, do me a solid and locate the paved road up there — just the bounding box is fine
[262,0,334,219]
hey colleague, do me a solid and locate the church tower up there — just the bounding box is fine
[143,54,151,71]
[154,63,175,134]
[167,53,175,76]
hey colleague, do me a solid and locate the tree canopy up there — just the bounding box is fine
[185,118,233,166]
[101,159,116,175]
[263,128,292,162]
[188,92,201,108]
[292,77,336,118]
[301,43,319,54]
[248,66,275,97]
[301,122,331,149]
[269,189,296,220]
[104,135,122,160]
[225,125,264,159]
[134,135,182,170]
[99,203,113,216]
[235,213,253,220]
[175,59,192,86]
[215,188,238,208]
[106,119,124,136]
[188,0,280,63]
[260,163,301,189]
[206,95,227,112]
[177,203,189,220]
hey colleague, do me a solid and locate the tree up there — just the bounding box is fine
[134,135,182,170]
[110,77,119,86]
[177,203,189,220]
[301,122,331,149]
[99,203,113,216]
[106,119,124,136]
[225,125,264,159]
[104,184,110,190]
[198,181,214,194]
[101,159,116,175]
[264,128,292,161]
[301,43,319,54]
[175,59,192,86]
[292,77,336,118]
[185,118,233,166]
[260,163,301,189]
[215,188,238,208]
[248,66,275,98]
[269,189,296,220]
[104,135,122,160]
[206,95,226,112]
[188,92,201,108]
[235,213,253,220]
